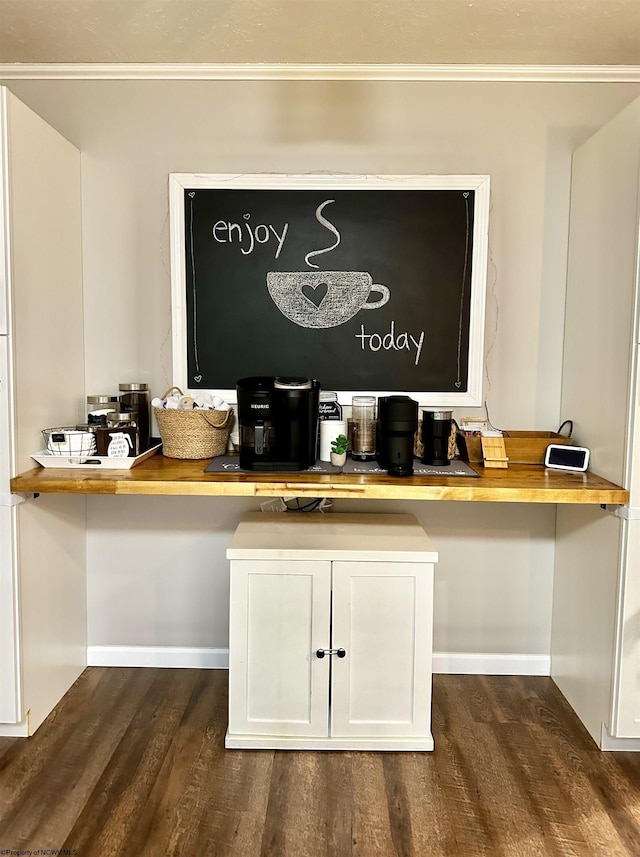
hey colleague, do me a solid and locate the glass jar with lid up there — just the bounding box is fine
[350,396,376,460]
[119,383,150,452]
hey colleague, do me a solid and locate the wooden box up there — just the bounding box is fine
[463,431,573,465]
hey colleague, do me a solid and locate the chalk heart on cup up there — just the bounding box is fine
[266,271,390,329]
[301,280,329,309]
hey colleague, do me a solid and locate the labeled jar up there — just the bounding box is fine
[318,391,342,421]
[106,411,139,457]
[350,396,376,460]
[317,391,343,454]
[119,383,150,452]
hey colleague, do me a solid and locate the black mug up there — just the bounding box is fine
[421,409,453,466]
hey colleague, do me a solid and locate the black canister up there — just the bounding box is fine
[421,409,453,466]
[119,383,150,452]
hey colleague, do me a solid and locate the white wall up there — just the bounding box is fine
[3,78,638,659]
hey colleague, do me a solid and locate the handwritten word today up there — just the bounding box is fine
[355,321,425,366]
[212,214,289,258]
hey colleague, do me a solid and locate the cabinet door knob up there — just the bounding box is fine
[316,648,346,659]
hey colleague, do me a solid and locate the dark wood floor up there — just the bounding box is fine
[1,669,639,856]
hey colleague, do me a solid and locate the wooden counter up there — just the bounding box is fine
[10,454,630,504]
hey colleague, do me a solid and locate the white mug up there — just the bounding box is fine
[319,419,347,462]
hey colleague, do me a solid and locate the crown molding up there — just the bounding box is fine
[0,63,639,82]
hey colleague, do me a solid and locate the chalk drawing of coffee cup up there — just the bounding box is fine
[266,271,390,329]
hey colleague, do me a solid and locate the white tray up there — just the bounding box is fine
[32,442,162,469]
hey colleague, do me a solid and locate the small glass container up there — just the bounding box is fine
[86,395,119,420]
[350,395,376,460]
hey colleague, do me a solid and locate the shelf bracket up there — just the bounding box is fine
[602,504,640,520]
[0,492,39,507]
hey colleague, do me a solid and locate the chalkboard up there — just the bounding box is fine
[169,174,490,405]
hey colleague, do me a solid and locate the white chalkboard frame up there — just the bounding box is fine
[169,172,490,407]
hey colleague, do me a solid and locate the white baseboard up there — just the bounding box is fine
[600,723,640,751]
[87,645,230,669]
[433,652,550,675]
[87,646,549,676]
[0,719,29,737]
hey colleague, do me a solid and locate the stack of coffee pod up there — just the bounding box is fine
[152,391,231,411]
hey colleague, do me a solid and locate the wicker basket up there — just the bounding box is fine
[154,387,234,459]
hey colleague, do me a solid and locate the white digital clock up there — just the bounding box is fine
[544,444,590,472]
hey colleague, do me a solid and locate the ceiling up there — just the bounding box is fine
[0,0,638,67]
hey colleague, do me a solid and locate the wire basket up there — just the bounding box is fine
[154,387,234,459]
[42,427,97,462]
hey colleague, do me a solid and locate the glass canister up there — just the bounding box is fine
[119,383,150,452]
[86,394,119,420]
[350,396,376,460]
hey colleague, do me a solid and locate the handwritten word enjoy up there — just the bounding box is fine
[211,200,341,264]
[212,214,288,258]
[355,321,425,366]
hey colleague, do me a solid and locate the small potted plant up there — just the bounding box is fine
[330,433,349,468]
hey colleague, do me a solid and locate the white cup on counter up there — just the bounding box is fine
[319,419,347,462]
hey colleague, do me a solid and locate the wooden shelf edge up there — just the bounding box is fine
[9,459,630,505]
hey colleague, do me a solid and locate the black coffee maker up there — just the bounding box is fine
[236,376,320,471]
[376,395,419,476]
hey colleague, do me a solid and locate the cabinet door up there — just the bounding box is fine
[0,90,7,336]
[612,520,640,737]
[0,335,12,493]
[0,505,21,724]
[330,561,433,738]
[228,559,331,737]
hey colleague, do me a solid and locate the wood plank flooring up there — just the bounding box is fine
[1,669,639,856]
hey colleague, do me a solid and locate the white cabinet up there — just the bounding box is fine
[553,96,640,747]
[226,512,437,751]
[0,87,86,736]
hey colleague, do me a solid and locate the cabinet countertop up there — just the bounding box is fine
[10,454,630,505]
[227,512,439,562]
